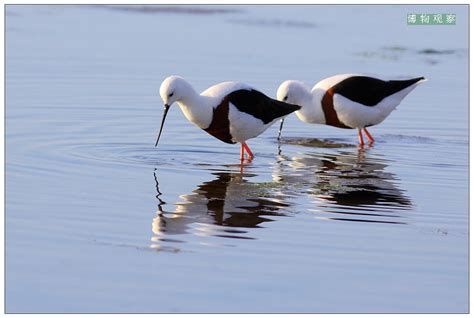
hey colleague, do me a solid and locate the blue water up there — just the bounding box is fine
[6,5,468,313]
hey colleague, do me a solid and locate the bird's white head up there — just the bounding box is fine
[275,80,313,142]
[159,75,192,106]
[276,80,312,106]
[156,75,195,147]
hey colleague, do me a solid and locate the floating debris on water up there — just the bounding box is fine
[418,48,456,55]
[356,46,466,64]
[95,5,243,15]
[227,18,317,29]
[355,51,399,61]
[279,137,354,148]
[382,46,409,52]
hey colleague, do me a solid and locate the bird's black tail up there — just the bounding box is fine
[387,76,426,95]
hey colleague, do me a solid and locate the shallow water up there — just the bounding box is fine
[6,5,468,313]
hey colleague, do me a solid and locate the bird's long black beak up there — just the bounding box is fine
[155,104,170,147]
[277,118,285,142]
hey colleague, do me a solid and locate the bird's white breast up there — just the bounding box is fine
[333,94,386,128]
[228,103,273,143]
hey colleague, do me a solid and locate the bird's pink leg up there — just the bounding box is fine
[358,129,365,146]
[363,128,375,143]
[240,144,245,161]
[242,142,254,159]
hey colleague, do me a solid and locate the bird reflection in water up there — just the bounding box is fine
[151,170,290,246]
[273,141,412,224]
[151,141,412,250]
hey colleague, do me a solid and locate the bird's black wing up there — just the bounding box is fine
[227,89,301,124]
[332,76,425,106]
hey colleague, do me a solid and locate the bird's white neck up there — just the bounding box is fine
[176,88,214,129]
[294,88,326,124]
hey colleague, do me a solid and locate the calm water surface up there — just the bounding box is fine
[6,5,468,313]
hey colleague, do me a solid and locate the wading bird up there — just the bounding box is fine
[276,74,426,145]
[156,76,300,160]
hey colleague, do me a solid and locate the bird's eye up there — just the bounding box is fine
[283,96,288,101]
[169,92,174,97]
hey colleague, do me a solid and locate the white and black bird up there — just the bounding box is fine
[276,74,426,145]
[156,76,300,160]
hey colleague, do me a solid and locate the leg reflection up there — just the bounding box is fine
[151,170,291,243]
